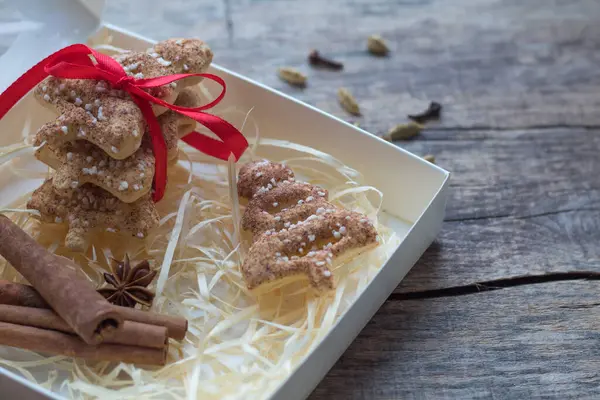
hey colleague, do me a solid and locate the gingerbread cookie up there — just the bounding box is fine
[242,181,330,236]
[113,38,213,114]
[34,141,155,203]
[237,160,295,199]
[242,209,378,290]
[33,88,145,160]
[34,88,202,202]
[27,179,160,252]
[33,38,213,160]
[238,161,379,291]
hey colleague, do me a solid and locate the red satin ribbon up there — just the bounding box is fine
[0,44,248,202]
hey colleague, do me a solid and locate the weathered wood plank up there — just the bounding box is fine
[405,127,600,222]
[397,209,600,294]
[2,1,600,398]
[395,126,600,293]
[312,281,600,399]
[103,0,600,129]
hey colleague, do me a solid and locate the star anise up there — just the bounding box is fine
[97,254,156,308]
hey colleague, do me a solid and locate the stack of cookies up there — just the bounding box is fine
[26,39,213,252]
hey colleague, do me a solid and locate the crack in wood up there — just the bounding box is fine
[392,272,600,300]
[558,302,600,310]
[444,213,512,222]
[444,207,600,223]
[425,124,600,132]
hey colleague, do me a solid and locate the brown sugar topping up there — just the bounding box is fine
[238,161,378,291]
[27,179,160,252]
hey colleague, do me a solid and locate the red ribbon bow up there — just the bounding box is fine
[0,44,248,202]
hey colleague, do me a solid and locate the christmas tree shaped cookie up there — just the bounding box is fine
[238,161,379,291]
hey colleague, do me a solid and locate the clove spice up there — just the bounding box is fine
[408,102,442,124]
[383,122,423,141]
[308,50,344,70]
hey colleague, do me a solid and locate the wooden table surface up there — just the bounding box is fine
[4,0,600,398]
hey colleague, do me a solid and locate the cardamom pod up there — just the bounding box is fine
[338,88,360,116]
[278,67,307,87]
[383,122,422,141]
[367,34,389,56]
[423,154,436,164]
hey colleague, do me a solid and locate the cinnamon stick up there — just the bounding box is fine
[0,280,188,340]
[0,305,167,349]
[116,306,188,341]
[0,279,48,308]
[0,321,167,365]
[0,215,123,345]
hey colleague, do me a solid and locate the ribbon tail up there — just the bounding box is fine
[181,132,237,160]
[131,98,168,202]
[178,111,248,162]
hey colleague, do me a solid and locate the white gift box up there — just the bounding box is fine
[0,2,449,399]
